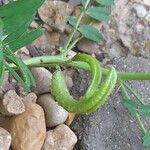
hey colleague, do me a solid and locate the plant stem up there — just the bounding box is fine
[121,84,147,135]
[61,0,90,55]
[122,82,145,105]
[136,113,147,134]
[8,56,150,80]
[62,12,84,53]
[62,36,83,56]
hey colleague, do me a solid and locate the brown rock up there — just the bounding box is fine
[38,0,73,32]
[22,92,37,104]
[8,103,46,150]
[27,31,60,55]
[77,39,100,54]
[17,47,30,59]
[0,127,11,150]
[73,6,92,25]
[42,124,77,150]
[1,72,16,93]
[0,114,10,131]
[0,90,25,116]
[31,67,52,95]
[37,94,68,128]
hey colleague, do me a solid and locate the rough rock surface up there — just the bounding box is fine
[37,94,68,127]
[0,127,11,150]
[0,90,25,116]
[8,103,46,150]
[42,124,77,150]
[22,92,37,104]
[103,0,150,57]
[38,0,73,32]
[27,31,60,55]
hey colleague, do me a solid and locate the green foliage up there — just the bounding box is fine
[0,0,44,91]
[138,105,150,117]
[122,99,138,117]
[67,0,112,44]
[96,0,114,6]
[8,28,44,53]
[67,16,77,28]
[143,130,150,147]
[86,7,111,21]
[0,0,44,51]
[0,19,3,39]
[0,50,4,84]
[79,25,102,42]
[81,0,89,8]
[78,25,102,43]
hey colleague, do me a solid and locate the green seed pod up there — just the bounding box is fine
[51,54,117,114]
[85,67,117,113]
[51,53,101,112]
[73,53,102,99]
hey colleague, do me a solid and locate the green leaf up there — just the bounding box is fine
[0,50,5,84]
[143,129,150,147]
[78,25,102,42]
[138,105,150,117]
[0,19,4,39]
[5,64,31,92]
[86,7,110,21]
[7,27,44,53]
[4,47,36,89]
[122,99,138,117]
[67,16,77,28]
[96,0,114,6]
[0,0,44,52]
[81,0,87,8]
[0,0,44,35]
[3,13,36,44]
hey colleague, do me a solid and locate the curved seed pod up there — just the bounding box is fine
[85,67,117,113]
[52,53,117,113]
[51,53,101,112]
[73,53,101,99]
[51,67,117,113]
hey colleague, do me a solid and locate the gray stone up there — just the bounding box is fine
[22,92,37,104]
[37,94,68,127]
[133,4,147,18]
[0,127,11,150]
[103,0,150,56]
[31,67,52,95]
[69,0,81,6]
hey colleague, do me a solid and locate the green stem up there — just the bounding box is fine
[8,56,150,80]
[136,113,147,134]
[62,0,90,55]
[122,82,144,105]
[61,36,83,56]
[120,83,130,98]
[121,84,147,135]
[62,11,84,53]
